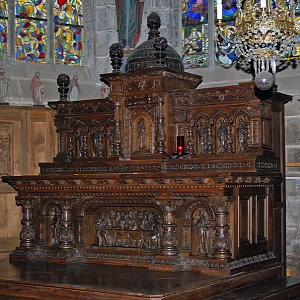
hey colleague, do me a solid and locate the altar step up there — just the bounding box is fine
[206,277,300,300]
[0,258,299,300]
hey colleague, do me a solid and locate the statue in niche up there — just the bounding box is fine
[137,118,146,149]
[197,121,207,154]
[115,0,145,50]
[237,118,247,152]
[50,207,61,246]
[68,75,81,101]
[30,71,45,106]
[195,211,210,254]
[0,68,10,103]
[91,129,104,158]
[217,119,226,153]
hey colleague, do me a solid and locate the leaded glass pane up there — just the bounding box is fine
[214,0,237,67]
[182,0,209,69]
[290,1,300,58]
[0,0,8,60]
[54,0,83,66]
[15,0,47,63]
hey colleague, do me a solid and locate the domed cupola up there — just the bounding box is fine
[124,12,184,73]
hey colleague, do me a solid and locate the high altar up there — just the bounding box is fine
[3,12,291,281]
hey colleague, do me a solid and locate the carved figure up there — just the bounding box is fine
[237,118,247,152]
[50,207,61,246]
[137,118,146,149]
[197,121,207,154]
[217,120,226,153]
[30,71,45,105]
[0,68,9,102]
[95,211,110,246]
[195,211,210,254]
[115,0,145,50]
[68,75,81,101]
[91,129,104,158]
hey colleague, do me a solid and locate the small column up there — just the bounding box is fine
[16,196,37,248]
[158,197,183,256]
[211,197,232,260]
[58,199,75,250]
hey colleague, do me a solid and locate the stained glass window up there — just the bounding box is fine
[214,0,237,67]
[290,1,300,58]
[0,1,8,59]
[15,0,48,63]
[54,0,83,66]
[182,0,209,69]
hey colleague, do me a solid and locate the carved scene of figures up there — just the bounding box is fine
[188,110,252,156]
[62,120,114,160]
[92,208,161,250]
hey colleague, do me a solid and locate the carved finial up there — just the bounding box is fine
[57,74,70,101]
[147,12,161,40]
[109,43,124,72]
[153,37,168,66]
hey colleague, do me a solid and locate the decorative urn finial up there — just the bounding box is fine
[109,43,124,72]
[57,74,70,101]
[147,12,161,40]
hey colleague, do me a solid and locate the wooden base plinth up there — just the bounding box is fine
[0,259,299,300]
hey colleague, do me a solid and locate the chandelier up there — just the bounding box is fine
[216,0,297,90]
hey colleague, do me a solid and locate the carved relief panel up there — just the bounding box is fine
[0,122,12,176]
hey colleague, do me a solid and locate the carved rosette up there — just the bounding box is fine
[57,74,70,101]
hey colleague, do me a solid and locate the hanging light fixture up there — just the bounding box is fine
[216,0,297,90]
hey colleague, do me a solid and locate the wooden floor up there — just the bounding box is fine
[0,238,300,299]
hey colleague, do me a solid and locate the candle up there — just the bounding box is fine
[261,0,266,8]
[217,0,222,20]
[177,136,184,155]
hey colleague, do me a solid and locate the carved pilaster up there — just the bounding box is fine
[181,218,192,255]
[226,124,234,153]
[187,125,195,155]
[66,130,75,160]
[158,197,183,256]
[154,94,166,155]
[211,197,232,260]
[38,215,46,246]
[112,97,123,157]
[16,196,37,248]
[206,126,214,154]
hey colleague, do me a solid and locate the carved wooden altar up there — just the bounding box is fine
[3,13,291,276]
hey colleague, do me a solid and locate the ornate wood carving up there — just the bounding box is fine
[0,122,12,176]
